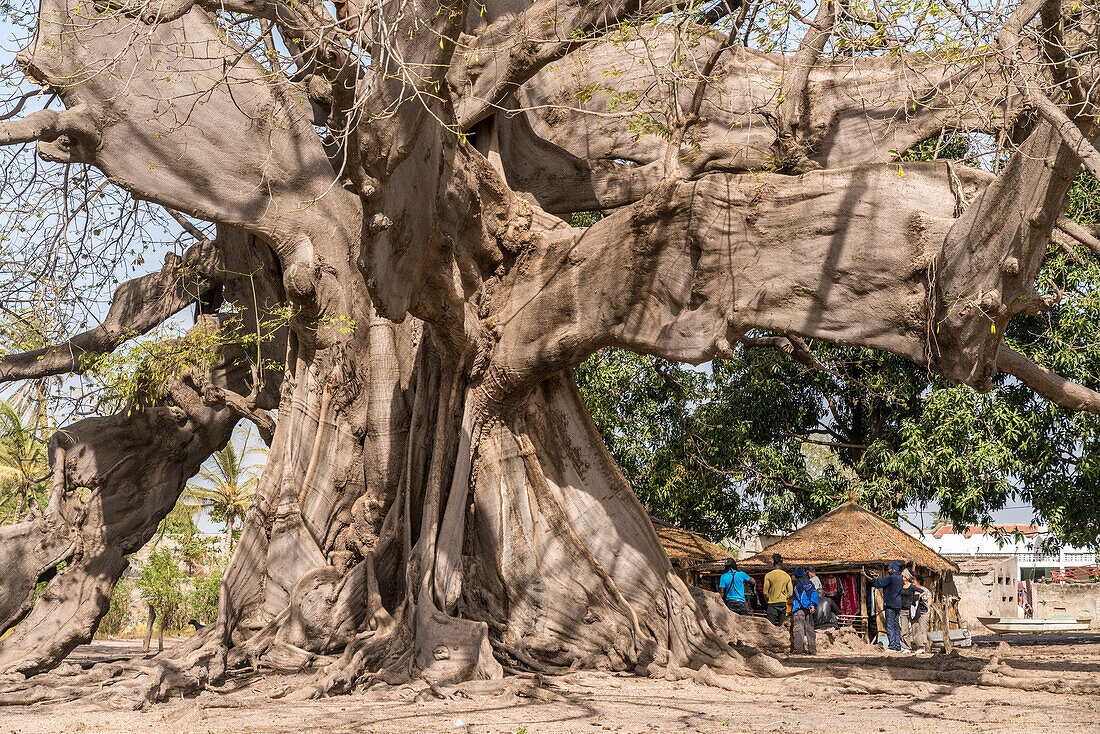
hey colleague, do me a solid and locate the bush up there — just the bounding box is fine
[187,570,221,625]
[136,548,186,630]
[96,579,133,637]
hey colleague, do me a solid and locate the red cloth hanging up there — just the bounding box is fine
[839,574,860,617]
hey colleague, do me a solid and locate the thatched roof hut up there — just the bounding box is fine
[651,519,732,584]
[738,501,959,576]
[688,502,965,643]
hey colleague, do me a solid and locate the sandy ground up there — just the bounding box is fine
[3,634,1100,733]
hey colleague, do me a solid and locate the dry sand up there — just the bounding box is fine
[3,634,1100,733]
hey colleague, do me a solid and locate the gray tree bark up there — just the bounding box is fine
[0,0,1098,705]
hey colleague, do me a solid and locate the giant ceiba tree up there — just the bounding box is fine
[3,0,1100,703]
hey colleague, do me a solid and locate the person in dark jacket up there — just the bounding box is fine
[790,567,819,654]
[863,561,905,651]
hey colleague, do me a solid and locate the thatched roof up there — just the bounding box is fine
[651,519,732,567]
[739,501,959,574]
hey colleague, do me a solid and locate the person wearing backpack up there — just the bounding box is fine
[717,559,754,615]
[790,566,819,654]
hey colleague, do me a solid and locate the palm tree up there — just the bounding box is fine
[0,399,48,524]
[157,493,202,543]
[184,438,264,558]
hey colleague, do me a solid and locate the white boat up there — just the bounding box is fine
[976,615,1093,633]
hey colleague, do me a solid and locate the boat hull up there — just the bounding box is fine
[977,616,1093,633]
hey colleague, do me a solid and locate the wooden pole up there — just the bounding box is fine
[937,574,954,653]
[872,566,885,645]
[859,574,869,640]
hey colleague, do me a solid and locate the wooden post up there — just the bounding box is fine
[873,585,885,645]
[937,574,954,653]
[859,574,869,640]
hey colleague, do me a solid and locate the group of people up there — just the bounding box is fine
[861,560,932,653]
[717,555,933,655]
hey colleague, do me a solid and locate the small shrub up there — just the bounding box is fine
[96,579,133,637]
[187,569,222,626]
[137,548,186,630]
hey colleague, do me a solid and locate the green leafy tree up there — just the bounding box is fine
[135,548,185,651]
[96,579,133,638]
[157,494,202,543]
[186,570,222,627]
[0,399,49,524]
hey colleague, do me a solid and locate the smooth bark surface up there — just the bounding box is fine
[0,0,1097,705]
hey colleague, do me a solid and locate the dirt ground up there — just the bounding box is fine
[3,634,1100,733]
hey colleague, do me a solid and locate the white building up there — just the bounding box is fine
[908,524,1097,580]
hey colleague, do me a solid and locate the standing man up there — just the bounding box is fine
[763,554,793,627]
[863,561,905,651]
[790,567,819,655]
[717,559,753,615]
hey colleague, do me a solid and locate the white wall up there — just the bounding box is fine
[909,526,1096,575]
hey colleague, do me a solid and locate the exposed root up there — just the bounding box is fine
[795,649,1100,696]
[282,617,412,700]
[0,631,228,709]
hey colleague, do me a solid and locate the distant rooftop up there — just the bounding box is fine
[948,555,1017,575]
[931,524,1042,539]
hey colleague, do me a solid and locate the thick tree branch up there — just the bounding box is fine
[506,27,1016,213]
[1039,0,1086,116]
[0,240,222,382]
[488,161,996,395]
[1053,229,1090,268]
[1055,216,1100,258]
[22,0,361,262]
[179,369,278,445]
[997,345,1100,413]
[775,0,837,167]
[451,0,689,129]
[0,105,96,146]
[936,116,1086,389]
[1030,91,1100,180]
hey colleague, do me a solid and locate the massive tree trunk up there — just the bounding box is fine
[3,0,1100,705]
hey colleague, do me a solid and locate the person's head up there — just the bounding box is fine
[772,554,783,568]
[724,558,737,571]
[794,566,806,578]
[808,568,817,578]
[888,561,902,573]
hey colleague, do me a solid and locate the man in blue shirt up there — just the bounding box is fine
[717,559,753,615]
[863,561,905,651]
